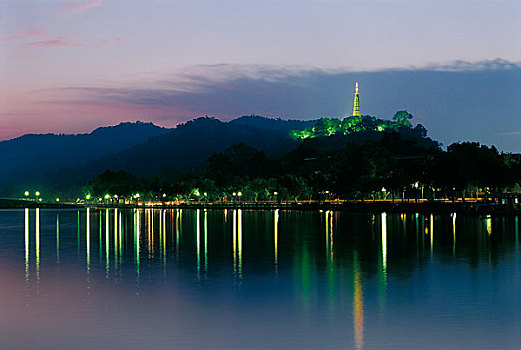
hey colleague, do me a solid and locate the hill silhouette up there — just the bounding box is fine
[0,121,169,195]
[48,117,299,189]
[0,114,443,197]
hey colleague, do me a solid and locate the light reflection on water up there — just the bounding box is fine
[1,208,521,349]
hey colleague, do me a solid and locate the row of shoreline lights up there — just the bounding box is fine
[24,191,43,202]
[25,190,283,203]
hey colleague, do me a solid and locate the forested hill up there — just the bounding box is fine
[1,113,450,197]
[0,121,168,180]
[53,117,299,182]
[2,117,301,196]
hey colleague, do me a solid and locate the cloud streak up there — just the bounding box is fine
[22,37,83,48]
[57,0,102,16]
[0,27,47,42]
[101,37,126,45]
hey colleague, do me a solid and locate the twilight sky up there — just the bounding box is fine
[1,0,520,150]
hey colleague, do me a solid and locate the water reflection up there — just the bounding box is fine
[381,212,387,276]
[105,208,109,278]
[134,208,141,286]
[176,209,181,258]
[204,209,208,273]
[430,213,434,255]
[17,209,518,287]
[353,252,364,350]
[86,208,90,272]
[514,216,519,250]
[8,208,521,349]
[114,208,118,268]
[196,209,200,277]
[274,209,279,271]
[56,214,60,263]
[452,212,457,256]
[35,208,40,284]
[237,209,243,279]
[486,214,492,235]
[24,208,29,282]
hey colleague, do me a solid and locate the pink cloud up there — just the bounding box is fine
[101,37,126,45]
[22,38,83,48]
[0,27,47,42]
[57,0,102,16]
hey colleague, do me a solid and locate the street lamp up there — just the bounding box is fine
[24,191,29,198]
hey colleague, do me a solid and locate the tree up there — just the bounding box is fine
[86,169,138,197]
[313,118,341,137]
[392,111,413,127]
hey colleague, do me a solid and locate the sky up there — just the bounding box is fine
[1,0,520,150]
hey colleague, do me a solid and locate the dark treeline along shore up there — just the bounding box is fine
[1,113,521,211]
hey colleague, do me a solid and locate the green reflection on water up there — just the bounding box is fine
[25,208,29,283]
[36,208,40,284]
[86,208,90,272]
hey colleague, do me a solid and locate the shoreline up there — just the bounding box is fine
[2,198,519,214]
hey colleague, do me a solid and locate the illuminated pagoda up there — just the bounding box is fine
[352,82,361,117]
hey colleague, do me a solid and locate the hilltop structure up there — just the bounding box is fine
[352,82,361,117]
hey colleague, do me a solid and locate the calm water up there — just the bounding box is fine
[0,208,520,349]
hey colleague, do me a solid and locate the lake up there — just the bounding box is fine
[0,208,520,349]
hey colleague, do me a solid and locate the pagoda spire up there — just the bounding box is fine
[352,82,361,117]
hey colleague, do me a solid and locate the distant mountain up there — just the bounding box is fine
[230,115,317,132]
[51,117,299,187]
[0,121,169,194]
